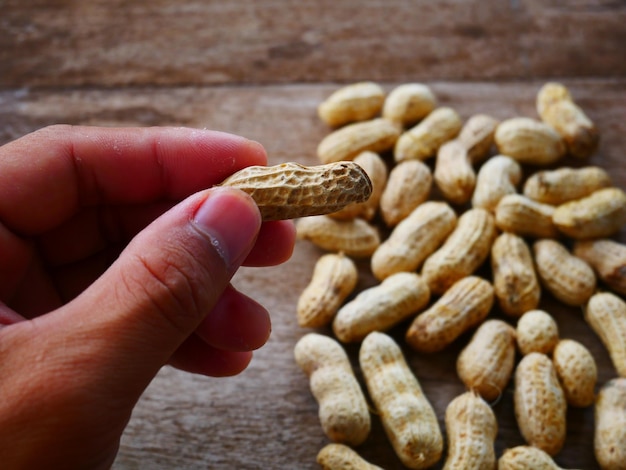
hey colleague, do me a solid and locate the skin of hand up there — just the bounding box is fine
[0,125,297,469]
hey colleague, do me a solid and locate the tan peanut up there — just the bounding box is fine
[495,194,559,239]
[296,215,380,258]
[296,253,358,328]
[533,239,596,306]
[491,232,541,317]
[498,445,576,470]
[457,319,517,402]
[552,187,626,240]
[594,378,626,470]
[514,352,567,456]
[434,139,476,205]
[333,272,430,343]
[317,81,385,128]
[359,332,443,469]
[421,208,497,295]
[317,118,401,164]
[382,83,437,126]
[371,201,457,281]
[221,161,372,221]
[585,292,626,378]
[536,82,599,159]
[294,333,371,445]
[574,239,626,296]
[516,310,559,356]
[494,117,566,165]
[406,276,494,353]
[316,443,383,470]
[472,155,522,212]
[328,151,388,221]
[443,391,497,470]
[553,339,597,408]
[457,113,499,163]
[379,159,433,227]
[523,166,611,205]
[394,106,463,162]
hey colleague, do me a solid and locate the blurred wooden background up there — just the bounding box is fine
[1,1,625,468]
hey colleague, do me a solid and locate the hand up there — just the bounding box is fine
[0,125,296,469]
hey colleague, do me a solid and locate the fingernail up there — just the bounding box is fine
[193,187,261,271]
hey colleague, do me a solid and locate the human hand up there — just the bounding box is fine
[0,125,296,469]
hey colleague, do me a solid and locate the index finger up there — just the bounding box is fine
[0,125,268,234]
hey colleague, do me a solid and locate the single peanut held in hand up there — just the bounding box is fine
[297,253,358,328]
[594,378,626,470]
[443,391,497,470]
[294,333,371,446]
[316,443,383,470]
[498,445,575,470]
[585,292,626,378]
[221,161,372,221]
[359,332,443,469]
[552,339,597,408]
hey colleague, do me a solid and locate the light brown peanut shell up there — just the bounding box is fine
[533,239,596,306]
[422,208,497,295]
[472,155,522,212]
[382,83,437,127]
[585,292,626,378]
[371,201,457,281]
[498,445,576,470]
[333,272,430,343]
[516,310,559,356]
[491,232,541,317]
[379,159,433,227]
[514,352,567,456]
[594,378,626,470]
[296,215,380,258]
[294,333,371,446]
[406,276,494,353]
[220,161,372,221]
[317,118,401,164]
[434,139,476,205]
[316,443,383,470]
[553,339,597,408]
[359,332,443,469]
[552,187,626,240]
[317,81,385,128]
[523,166,611,205]
[495,194,559,239]
[443,391,497,470]
[457,319,517,402]
[574,239,626,296]
[394,106,463,162]
[457,113,499,163]
[296,253,358,328]
[494,117,566,165]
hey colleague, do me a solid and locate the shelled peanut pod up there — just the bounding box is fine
[523,166,611,205]
[585,292,626,378]
[574,239,626,296]
[498,445,575,470]
[316,443,383,470]
[434,139,476,205]
[472,155,521,212]
[457,113,499,163]
[594,378,626,470]
[317,81,385,128]
[494,117,566,165]
[495,194,559,239]
[379,159,432,227]
[552,339,597,408]
[382,83,437,127]
[516,310,560,356]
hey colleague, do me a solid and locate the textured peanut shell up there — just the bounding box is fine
[494,117,566,165]
[585,292,626,378]
[296,253,358,328]
[553,339,597,408]
[394,106,463,162]
[406,276,494,353]
[382,83,437,126]
[552,187,626,240]
[317,118,401,164]
[516,310,559,356]
[495,194,559,239]
[491,232,541,317]
[379,159,433,227]
[533,239,596,306]
[443,391,497,470]
[574,239,626,296]
[316,443,383,470]
[371,201,457,281]
[457,113,499,163]
[422,208,497,295]
[472,155,521,212]
[434,139,476,205]
[294,333,371,446]
[498,446,573,470]
[523,166,611,205]
[333,272,430,343]
[317,81,385,128]
[457,319,517,402]
[296,215,380,258]
[359,332,443,469]
[220,161,372,221]
[594,378,626,470]
[536,82,573,117]
[514,352,567,456]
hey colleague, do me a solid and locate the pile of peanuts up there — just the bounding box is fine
[291,82,626,469]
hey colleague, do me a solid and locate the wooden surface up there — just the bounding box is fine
[2,1,625,469]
